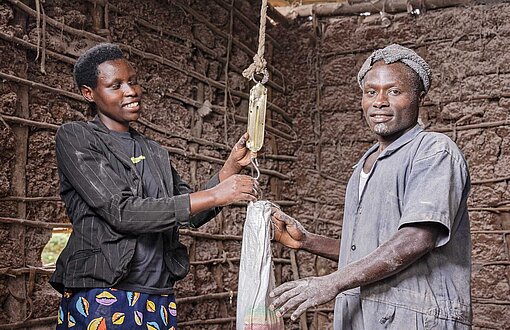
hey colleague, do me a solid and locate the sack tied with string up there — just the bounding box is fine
[236,201,284,330]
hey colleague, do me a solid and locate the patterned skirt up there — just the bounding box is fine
[56,287,178,330]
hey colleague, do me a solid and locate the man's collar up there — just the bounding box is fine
[379,124,423,158]
[353,124,423,168]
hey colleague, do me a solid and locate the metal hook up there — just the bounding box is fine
[250,157,260,180]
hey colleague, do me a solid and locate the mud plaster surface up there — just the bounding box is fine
[1,0,509,329]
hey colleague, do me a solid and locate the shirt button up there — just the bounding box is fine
[351,244,356,251]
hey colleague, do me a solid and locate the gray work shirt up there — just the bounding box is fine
[333,125,472,329]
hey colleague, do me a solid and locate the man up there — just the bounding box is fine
[51,43,258,329]
[270,44,471,329]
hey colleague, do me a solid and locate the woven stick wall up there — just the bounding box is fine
[0,0,300,328]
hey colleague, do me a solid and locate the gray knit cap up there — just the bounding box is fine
[357,44,432,93]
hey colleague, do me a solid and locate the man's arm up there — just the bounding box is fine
[272,208,339,261]
[270,222,442,321]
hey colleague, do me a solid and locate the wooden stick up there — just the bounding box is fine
[1,114,59,130]
[277,0,471,18]
[0,266,55,276]
[0,71,84,101]
[0,31,75,65]
[7,0,104,41]
[137,117,229,151]
[162,145,290,180]
[471,175,510,185]
[471,230,510,234]
[474,261,510,267]
[472,298,510,305]
[0,217,71,229]
[0,316,57,329]
[190,257,291,266]
[300,215,342,227]
[267,2,291,28]
[290,249,308,329]
[468,207,510,213]
[229,200,298,207]
[0,196,61,202]
[177,291,236,304]
[179,317,235,326]
[430,120,510,134]
[180,229,242,241]
[306,169,344,184]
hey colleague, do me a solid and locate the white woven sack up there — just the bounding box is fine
[236,201,284,330]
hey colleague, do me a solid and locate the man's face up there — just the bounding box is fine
[361,61,424,143]
[81,58,142,132]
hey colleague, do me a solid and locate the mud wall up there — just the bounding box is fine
[0,0,297,328]
[1,0,509,329]
[274,2,510,329]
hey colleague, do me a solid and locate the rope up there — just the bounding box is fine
[242,0,268,81]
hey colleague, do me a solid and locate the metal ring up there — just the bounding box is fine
[252,68,269,85]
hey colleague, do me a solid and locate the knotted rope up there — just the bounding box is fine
[242,0,268,81]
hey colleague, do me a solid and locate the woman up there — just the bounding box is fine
[51,43,258,329]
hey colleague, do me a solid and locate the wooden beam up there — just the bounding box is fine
[277,0,472,17]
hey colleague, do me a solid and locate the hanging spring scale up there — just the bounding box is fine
[246,69,269,181]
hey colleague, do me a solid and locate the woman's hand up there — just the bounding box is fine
[212,174,259,206]
[219,133,256,181]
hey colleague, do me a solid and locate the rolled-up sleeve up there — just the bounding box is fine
[399,147,469,247]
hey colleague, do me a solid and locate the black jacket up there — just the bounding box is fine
[50,117,220,293]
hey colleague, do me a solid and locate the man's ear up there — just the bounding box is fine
[419,91,426,105]
[80,85,94,103]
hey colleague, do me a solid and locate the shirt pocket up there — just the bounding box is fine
[378,305,396,328]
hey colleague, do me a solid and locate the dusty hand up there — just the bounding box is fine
[220,133,256,180]
[272,207,308,249]
[212,174,259,206]
[269,274,340,321]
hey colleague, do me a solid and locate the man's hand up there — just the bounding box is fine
[219,133,256,181]
[272,207,309,250]
[269,274,341,321]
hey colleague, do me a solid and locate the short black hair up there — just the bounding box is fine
[73,43,124,90]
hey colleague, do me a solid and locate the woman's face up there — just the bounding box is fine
[81,59,142,132]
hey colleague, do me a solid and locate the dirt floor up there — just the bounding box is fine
[0,0,509,329]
